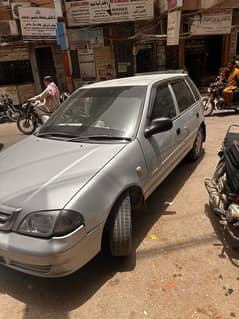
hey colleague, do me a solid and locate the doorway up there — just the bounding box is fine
[136,47,155,73]
[35,47,56,89]
[185,36,223,87]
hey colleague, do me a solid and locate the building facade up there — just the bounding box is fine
[1,0,239,98]
[62,0,239,89]
[0,0,67,104]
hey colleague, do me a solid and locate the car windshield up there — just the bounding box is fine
[39,86,147,140]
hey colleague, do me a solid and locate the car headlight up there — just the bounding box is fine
[17,210,85,238]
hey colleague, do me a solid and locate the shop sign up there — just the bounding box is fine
[68,27,104,50]
[18,7,57,40]
[190,9,232,35]
[94,47,116,81]
[65,0,154,27]
[79,62,96,81]
[167,10,181,46]
[78,49,96,80]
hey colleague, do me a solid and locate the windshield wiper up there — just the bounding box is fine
[35,132,78,139]
[69,135,132,142]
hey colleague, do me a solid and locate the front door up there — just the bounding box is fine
[142,82,179,196]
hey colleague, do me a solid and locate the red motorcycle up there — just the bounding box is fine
[203,80,239,116]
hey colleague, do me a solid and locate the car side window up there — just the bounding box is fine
[171,80,195,113]
[151,85,176,120]
[186,77,201,101]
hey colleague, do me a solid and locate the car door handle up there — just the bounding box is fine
[176,128,181,135]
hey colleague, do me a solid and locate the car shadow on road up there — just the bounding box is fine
[0,152,205,319]
[204,204,239,267]
[131,152,206,258]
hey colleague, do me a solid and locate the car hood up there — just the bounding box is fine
[0,136,126,211]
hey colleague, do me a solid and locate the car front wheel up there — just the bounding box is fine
[109,193,132,256]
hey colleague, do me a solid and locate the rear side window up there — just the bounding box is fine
[151,85,176,119]
[186,77,201,101]
[171,80,195,113]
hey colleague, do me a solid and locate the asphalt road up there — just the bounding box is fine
[0,114,239,319]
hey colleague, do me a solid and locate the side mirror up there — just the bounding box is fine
[144,118,173,138]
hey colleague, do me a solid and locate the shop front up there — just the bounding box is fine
[64,0,154,86]
[0,45,35,105]
[183,8,233,87]
[184,36,223,86]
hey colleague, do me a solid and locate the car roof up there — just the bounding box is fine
[82,72,187,88]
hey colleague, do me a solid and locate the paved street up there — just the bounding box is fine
[0,122,25,150]
[0,113,239,319]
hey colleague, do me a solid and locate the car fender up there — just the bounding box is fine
[64,139,148,232]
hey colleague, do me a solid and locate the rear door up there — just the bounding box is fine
[169,78,200,158]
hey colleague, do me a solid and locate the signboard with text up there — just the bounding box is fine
[190,8,232,35]
[18,7,56,40]
[65,0,154,27]
[167,10,181,46]
[68,27,104,50]
[94,47,115,81]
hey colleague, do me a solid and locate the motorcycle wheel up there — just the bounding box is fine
[203,97,214,116]
[17,116,37,135]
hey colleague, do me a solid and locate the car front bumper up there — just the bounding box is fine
[0,223,104,277]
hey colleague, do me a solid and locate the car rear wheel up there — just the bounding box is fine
[109,193,132,256]
[187,127,203,161]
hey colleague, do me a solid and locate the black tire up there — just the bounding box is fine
[17,116,37,135]
[109,193,132,256]
[203,97,214,116]
[187,127,203,161]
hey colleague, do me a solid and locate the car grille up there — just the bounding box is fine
[0,204,22,231]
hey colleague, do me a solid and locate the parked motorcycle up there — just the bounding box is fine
[0,94,22,122]
[203,80,239,116]
[16,101,43,135]
[205,125,239,241]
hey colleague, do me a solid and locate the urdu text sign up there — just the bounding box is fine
[65,0,154,27]
[18,7,56,40]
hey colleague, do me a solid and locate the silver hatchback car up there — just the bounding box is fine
[0,73,205,277]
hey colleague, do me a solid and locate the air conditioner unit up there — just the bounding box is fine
[1,0,10,6]
[0,20,19,36]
